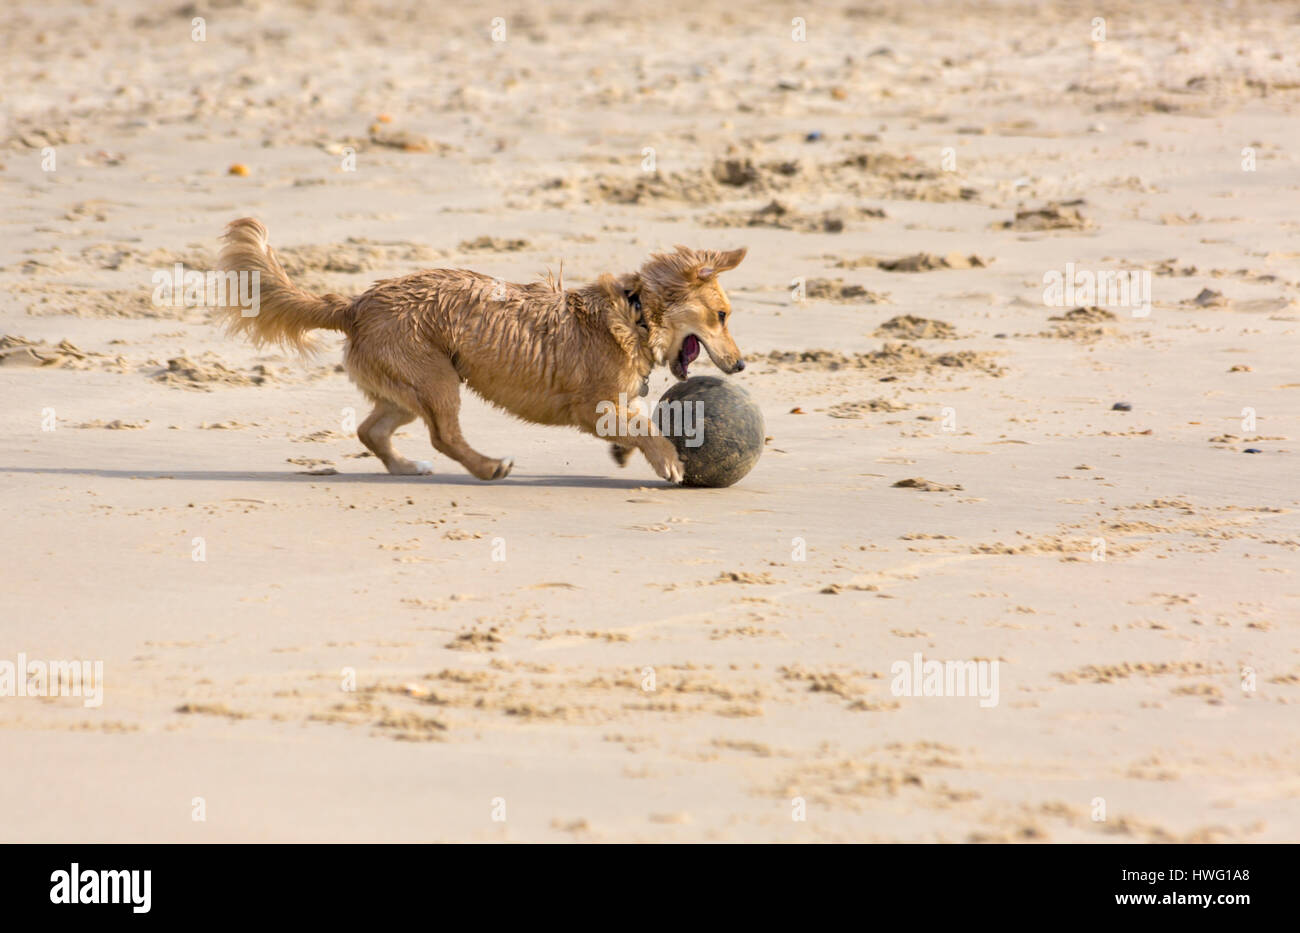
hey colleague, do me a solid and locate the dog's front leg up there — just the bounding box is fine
[588,398,682,484]
[635,434,684,485]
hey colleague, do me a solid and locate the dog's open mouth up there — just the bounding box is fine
[673,335,701,379]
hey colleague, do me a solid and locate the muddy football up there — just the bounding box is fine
[655,375,764,487]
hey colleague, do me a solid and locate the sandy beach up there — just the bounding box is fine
[2,0,1298,842]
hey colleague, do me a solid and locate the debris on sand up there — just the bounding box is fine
[1153,259,1198,277]
[712,157,775,187]
[839,252,989,272]
[0,335,130,371]
[833,151,978,202]
[1054,660,1226,685]
[446,628,505,652]
[873,315,958,339]
[276,239,443,276]
[892,477,964,492]
[761,343,1003,377]
[1042,306,1121,340]
[704,199,885,233]
[73,419,149,430]
[712,571,781,585]
[580,147,974,207]
[1050,307,1117,323]
[458,236,529,252]
[0,335,69,367]
[999,200,1090,231]
[827,398,911,419]
[878,252,987,272]
[7,124,83,149]
[151,354,273,391]
[803,278,889,303]
[581,154,792,205]
[1187,288,1228,308]
[365,126,453,154]
[1180,289,1292,314]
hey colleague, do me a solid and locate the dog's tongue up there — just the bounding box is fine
[680,335,700,376]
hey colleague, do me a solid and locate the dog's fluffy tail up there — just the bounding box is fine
[215,218,351,353]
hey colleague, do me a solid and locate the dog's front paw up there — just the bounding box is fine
[646,444,684,485]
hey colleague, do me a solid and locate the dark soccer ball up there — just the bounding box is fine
[655,375,765,487]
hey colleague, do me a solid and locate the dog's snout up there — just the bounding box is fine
[733,358,745,373]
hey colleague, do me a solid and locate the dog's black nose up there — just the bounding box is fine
[733,359,745,372]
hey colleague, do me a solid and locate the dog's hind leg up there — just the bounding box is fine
[358,398,431,475]
[609,443,633,467]
[415,354,513,481]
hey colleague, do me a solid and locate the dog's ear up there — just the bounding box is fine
[695,247,748,281]
[715,247,747,272]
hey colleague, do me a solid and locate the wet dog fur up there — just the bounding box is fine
[213,218,747,482]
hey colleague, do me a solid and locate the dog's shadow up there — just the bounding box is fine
[0,465,675,490]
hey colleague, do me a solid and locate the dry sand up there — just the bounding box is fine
[1,0,1298,842]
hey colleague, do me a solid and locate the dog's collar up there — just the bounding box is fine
[626,290,650,395]
[625,290,646,332]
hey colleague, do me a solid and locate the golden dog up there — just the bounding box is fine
[213,219,747,481]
